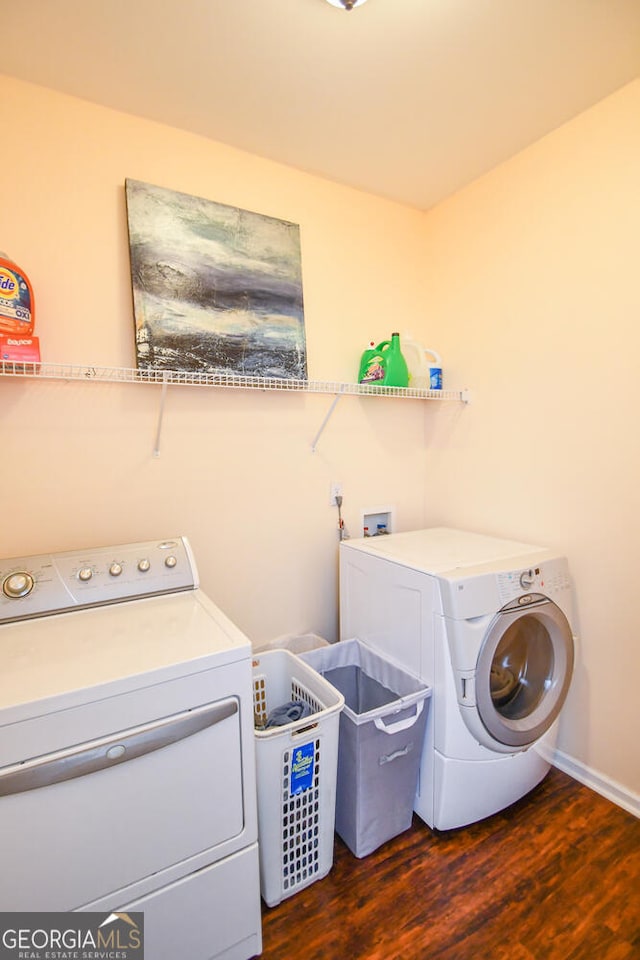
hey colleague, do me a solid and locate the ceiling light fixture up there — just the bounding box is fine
[325,0,369,10]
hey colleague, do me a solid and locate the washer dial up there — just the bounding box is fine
[2,571,35,599]
[520,569,535,589]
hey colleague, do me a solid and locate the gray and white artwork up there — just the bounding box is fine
[125,179,307,379]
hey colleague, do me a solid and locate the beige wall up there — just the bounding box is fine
[1,74,431,648]
[2,73,639,809]
[420,79,640,805]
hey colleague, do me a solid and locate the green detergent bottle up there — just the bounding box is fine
[358,341,377,383]
[377,332,409,387]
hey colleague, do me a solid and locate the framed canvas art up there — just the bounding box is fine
[125,179,307,379]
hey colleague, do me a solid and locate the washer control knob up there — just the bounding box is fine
[138,558,151,573]
[519,569,535,589]
[109,562,123,577]
[165,555,177,569]
[78,567,93,582]
[3,572,35,599]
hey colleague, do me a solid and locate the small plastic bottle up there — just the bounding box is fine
[425,349,443,390]
[360,348,386,384]
[358,340,376,383]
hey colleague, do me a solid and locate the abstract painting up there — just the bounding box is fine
[125,179,307,379]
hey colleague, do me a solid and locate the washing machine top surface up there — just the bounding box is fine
[0,589,250,715]
[342,527,556,576]
[0,537,250,718]
[341,527,571,619]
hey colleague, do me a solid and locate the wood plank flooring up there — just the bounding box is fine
[259,769,640,960]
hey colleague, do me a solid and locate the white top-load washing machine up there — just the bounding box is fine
[0,538,261,960]
[340,527,575,831]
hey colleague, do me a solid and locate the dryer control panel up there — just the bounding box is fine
[441,555,572,620]
[0,537,196,623]
[496,563,571,606]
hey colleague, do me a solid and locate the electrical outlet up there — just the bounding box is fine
[329,481,343,505]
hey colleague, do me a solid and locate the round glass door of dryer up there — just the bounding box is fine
[475,595,574,749]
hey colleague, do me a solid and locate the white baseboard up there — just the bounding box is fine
[551,748,640,819]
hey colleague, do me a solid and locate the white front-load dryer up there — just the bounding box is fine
[339,527,576,830]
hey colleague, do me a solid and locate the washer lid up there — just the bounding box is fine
[0,589,250,716]
[341,527,550,576]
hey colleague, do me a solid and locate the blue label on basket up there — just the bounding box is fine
[290,742,315,794]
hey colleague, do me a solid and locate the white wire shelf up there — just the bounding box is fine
[0,360,469,402]
[1,360,470,454]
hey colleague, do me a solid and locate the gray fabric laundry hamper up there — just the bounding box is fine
[301,638,431,858]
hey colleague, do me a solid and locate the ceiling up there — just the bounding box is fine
[2,0,639,210]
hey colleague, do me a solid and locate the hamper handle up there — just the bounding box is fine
[379,744,411,765]
[373,700,423,735]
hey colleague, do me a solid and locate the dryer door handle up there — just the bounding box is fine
[0,698,238,798]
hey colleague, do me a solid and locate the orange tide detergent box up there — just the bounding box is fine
[0,253,40,367]
[0,254,35,337]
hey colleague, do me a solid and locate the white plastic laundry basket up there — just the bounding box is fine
[252,649,344,907]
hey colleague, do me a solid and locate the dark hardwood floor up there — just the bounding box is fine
[259,769,640,960]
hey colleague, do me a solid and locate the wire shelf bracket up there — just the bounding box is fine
[311,393,343,453]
